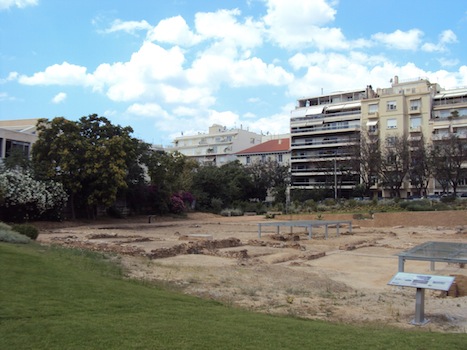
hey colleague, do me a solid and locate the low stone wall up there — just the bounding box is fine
[276,210,467,228]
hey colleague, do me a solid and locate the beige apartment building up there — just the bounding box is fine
[170,124,263,166]
[361,77,439,197]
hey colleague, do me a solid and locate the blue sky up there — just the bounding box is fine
[1,0,467,145]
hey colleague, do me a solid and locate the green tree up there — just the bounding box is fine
[246,159,290,203]
[145,150,197,214]
[191,161,255,211]
[33,115,138,218]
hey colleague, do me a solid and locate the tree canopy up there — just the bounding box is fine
[33,115,141,218]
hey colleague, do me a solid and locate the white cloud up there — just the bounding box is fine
[0,92,15,101]
[0,71,18,83]
[195,9,264,49]
[437,58,459,67]
[287,52,434,98]
[51,92,66,104]
[422,29,458,52]
[147,15,201,46]
[372,29,423,50]
[229,57,293,87]
[262,0,351,49]
[104,19,152,35]
[18,62,91,86]
[126,102,169,118]
[0,0,37,10]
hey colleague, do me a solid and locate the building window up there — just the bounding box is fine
[369,125,378,133]
[250,138,256,144]
[387,119,397,129]
[368,104,378,114]
[386,136,397,146]
[246,156,250,164]
[261,155,266,162]
[277,154,283,163]
[5,140,30,158]
[410,99,421,111]
[410,117,422,129]
[387,101,397,111]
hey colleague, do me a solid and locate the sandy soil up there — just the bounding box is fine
[36,211,467,333]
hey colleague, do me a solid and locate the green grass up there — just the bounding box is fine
[1,243,466,350]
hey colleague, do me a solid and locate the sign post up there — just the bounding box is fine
[388,272,455,325]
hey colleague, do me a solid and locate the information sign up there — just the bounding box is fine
[388,272,454,291]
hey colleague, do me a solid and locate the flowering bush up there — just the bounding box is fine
[0,170,68,221]
[169,193,186,214]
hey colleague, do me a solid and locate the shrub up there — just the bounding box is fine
[106,206,125,219]
[0,223,31,244]
[169,193,186,214]
[0,170,68,221]
[209,198,222,214]
[220,208,243,217]
[440,195,456,204]
[12,224,39,240]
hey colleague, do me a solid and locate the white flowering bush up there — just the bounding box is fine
[0,170,68,221]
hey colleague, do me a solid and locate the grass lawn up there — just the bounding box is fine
[0,242,466,350]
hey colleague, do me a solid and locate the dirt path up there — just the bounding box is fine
[37,211,467,333]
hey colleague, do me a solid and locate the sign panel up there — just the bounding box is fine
[388,272,454,291]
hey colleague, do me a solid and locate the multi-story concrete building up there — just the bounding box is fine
[430,87,467,194]
[171,124,262,166]
[290,88,369,197]
[0,119,39,162]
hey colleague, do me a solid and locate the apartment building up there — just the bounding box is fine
[430,87,467,194]
[361,77,438,197]
[0,119,39,161]
[290,88,368,197]
[171,124,262,166]
[236,137,290,166]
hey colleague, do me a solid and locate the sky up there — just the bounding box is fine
[1,0,467,146]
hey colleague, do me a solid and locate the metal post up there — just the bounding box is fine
[398,257,405,272]
[412,288,429,325]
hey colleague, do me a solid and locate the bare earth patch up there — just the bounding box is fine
[37,211,467,333]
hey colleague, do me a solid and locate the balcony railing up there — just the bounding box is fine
[433,96,467,106]
[291,138,359,147]
[291,124,359,134]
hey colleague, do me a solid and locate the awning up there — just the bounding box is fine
[291,106,326,118]
[326,104,344,112]
[306,120,323,126]
[366,120,378,126]
[433,124,449,129]
[306,105,326,115]
[326,101,361,112]
[435,89,467,99]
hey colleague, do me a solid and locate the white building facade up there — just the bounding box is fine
[171,124,262,166]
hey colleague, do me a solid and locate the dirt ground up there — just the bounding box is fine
[36,211,467,333]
